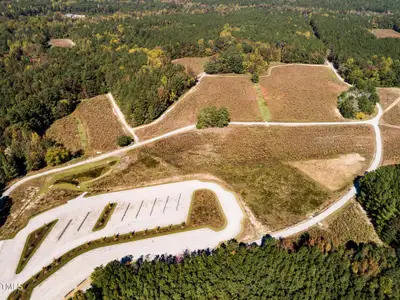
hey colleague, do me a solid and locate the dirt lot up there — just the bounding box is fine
[305,200,381,245]
[259,65,349,122]
[381,125,400,165]
[46,95,127,155]
[49,39,75,48]
[136,76,262,140]
[91,125,374,231]
[378,87,400,109]
[372,29,400,39]
[172,57,212,76]
[289,153,367,191]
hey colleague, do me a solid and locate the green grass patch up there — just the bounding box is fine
[16,220,58,274]
[254,83,271,121]
[75,117,88,151]
[92,203,117,232]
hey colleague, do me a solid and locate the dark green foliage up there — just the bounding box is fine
[196,107,230,129]
[45,146,71,166]
[338,86,379,118]
[357,164,400,248]
[251,72,259,83]
[79,239,400,299]
[116,136,132,147]
[0,196,12,227]
[205,46,245,74]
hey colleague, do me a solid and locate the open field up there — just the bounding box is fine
[372,29,400,39]
[381,126,400,165]
[172,57,211,76]
[289,153,366,191]
[259,65,348,122]
[304,200,381,245]
[92,125,374,231]
[136,76,262,140]
[378,87,400,109]
[46,95,127,155]
[188,189,226,230]
[48,39,75,48]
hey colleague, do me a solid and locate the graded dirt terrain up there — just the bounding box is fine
[378,87,400,125]
[372,29,400,39]
[136,76,262,140]
[259,65,349,122]
[48,39,75,48]
[91,125,374,231]
[46,95,127,155]
[289,153,367,191]
[172,57,211,76]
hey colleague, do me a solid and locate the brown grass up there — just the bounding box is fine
[378,87,400,109]
[46,95,127,155]
[172,57,212,76]
[188,189,225,230]
[46,116,83,153]
[381,125,400,165]
[259,65,348,122]
[49,39,75,48]
[136,76,261,140]
[305,200,381,245]
[90,125,374,231]
[372,29,400,39]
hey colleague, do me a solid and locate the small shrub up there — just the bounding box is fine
[196,106,230,129]
[117,135,133,147]
[251,72,259,83]
[45,146,71,166]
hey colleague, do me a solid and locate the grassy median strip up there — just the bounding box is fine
[16,220,58,274]
[254,83,271,121]
[92,203,117,232]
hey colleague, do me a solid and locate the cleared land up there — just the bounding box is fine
[372,29,400,39]
[91,125,374,231]
[48,39,75,48]
[289,153,367,191]
[259,65,348,122]
[188,189,226,230]
[136,76,262,140]
[172,57,211,76]
[378,87,400,109]
[381,126,400,165]
[304,201,381,245]
[46,95,127,155]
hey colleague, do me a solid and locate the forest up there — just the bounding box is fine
[75,238,400,299]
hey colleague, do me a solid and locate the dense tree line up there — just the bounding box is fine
[357,164,400,249]
[75,238,399,299]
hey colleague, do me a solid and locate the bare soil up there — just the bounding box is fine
[378,87,400,109]
[49,39,75,48]
[381,125,400,165]
[46,115,83,153]
[289,153,367,191]
[372,29,400,39]
[136,76,261,140]
[259,65,348,122]
[172,57,212,76]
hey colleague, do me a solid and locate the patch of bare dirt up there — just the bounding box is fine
[372,29,400,39]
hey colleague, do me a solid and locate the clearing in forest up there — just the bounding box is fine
[136,76,262,140]
[46,95,127,155]
[89,125,374,231]
[378,88,400,126]
[372,29,400,39]
[381,126,400,165]
[48,39,75,48]
[259,65,348,122]
[289,153,367,191]
[172,57,212,76]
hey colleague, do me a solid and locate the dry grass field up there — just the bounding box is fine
[172,57,212,76]
[188,189,226,230]
[46,95,127,155]
[136,76,262,140]
[90,125,374,231]
[49,39,75,48]
[259,65,349,122]
[305,201,381,245]
[372,29,400,39]
[378,87,400,109]
[381,126,400,165]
